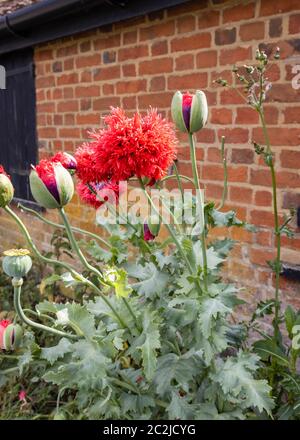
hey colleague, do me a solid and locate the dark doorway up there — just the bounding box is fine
[0,48,37,201]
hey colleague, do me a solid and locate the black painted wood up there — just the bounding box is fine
[0,48,37,201]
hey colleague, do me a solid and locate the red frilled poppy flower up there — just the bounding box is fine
[77,181,120,209]
[76,107,177,183]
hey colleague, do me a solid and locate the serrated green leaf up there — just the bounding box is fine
[41,338,73,365]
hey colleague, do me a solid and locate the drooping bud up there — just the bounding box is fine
[147,215,161,237]
[0,320,23,351]
[30,160,74,209]
[143,223,156,241]
[2,249,32,278]
[0,165,14,208]
[171,90,208,134]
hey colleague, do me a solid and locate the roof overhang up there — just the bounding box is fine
[0,0,190,56]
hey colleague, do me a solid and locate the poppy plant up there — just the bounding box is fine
[0,165,14,208]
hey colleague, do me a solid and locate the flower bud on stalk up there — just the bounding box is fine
[51,152,77,174]
[0,165,14,208]
[143,215,161,241]
[171,90,208,134]
[2,249,32,278]
[30,160,74,209]
[0,319,23,351]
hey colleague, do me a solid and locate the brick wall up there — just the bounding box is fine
[1,0,300,307]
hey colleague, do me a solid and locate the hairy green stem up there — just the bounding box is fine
[18,203,111,248]
[121,298,142,332]
[217,136,228,210]
[13,278,79,340]
[258,108,281,344]
[188,133,208,291]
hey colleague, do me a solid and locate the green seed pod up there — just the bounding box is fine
[2,249,32,278]
[2,323,23,351]
[0,174,14,208]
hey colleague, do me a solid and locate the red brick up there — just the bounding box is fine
[268,84,300,103]
[289,14,300,34]
[150,76,166,92]
[36,76,55,88]
[76,114,100,125]
[57,44,78,57]
[175,54,194,71]
[215,27,236,45]
[230,186,253,203]
[168,72,207,90]
[218,128,249,143]
[227,166,248,183]
[198,10,220,29]
[249,246,275,266]
[80,41,91,52]
[235,107,259,124]
[139,58,173,75]
[38,127,57,138]
[59,128,81,138]
[196,50,217,68]
[205,183,224,199]
[239,22,265,41]
[37,102,55,113]
[260,0,300,16]
[140,21,175,41]
[220,88,246,105]
[171,32,211,52]
[284,107,300,123]
[264,106,279,124]
[196,128,215,143]
[116,79,147,94]
[256,230,272,246]
[210,108,232,124]
[118,45,149,62]
[93,97,121,111]
[250,169,272,187]
[57,100,79,112]
[223,2,255,23]
[35,49,54,61]
[202,164,225,181]
[123,30,137,45]
[122,64,136,77]
[75,86,100,98]
[138,92,173,108]
[177,15,196,33]
[252,127,300,146]
[57,73,78,86]
[93,34,121,50]
[220,46,252,65]
[206,147,222,162]
[231,148,254,164]
[64,114,75,125]
[93,66,120,81]
[151,40,168,56]
[255,190,272,207]
[280,150,300,169]
[63,88,73,99]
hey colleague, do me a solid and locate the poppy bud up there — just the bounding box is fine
[0,166,14,208]
[2,249,32,278]
[0,320,23,351]
[171,90,208,134]
[143,223,156,241]
[30,160,74,209]
[147,215,161,237]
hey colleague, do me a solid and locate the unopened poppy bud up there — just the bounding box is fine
[171,90,208,134]
[0,321,23,351]
[147,215,161,237]
[0,166,14,208]
[2,249,32,278]
[30,160,74,209]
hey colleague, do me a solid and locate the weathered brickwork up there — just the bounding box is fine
[1,0,300,307]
